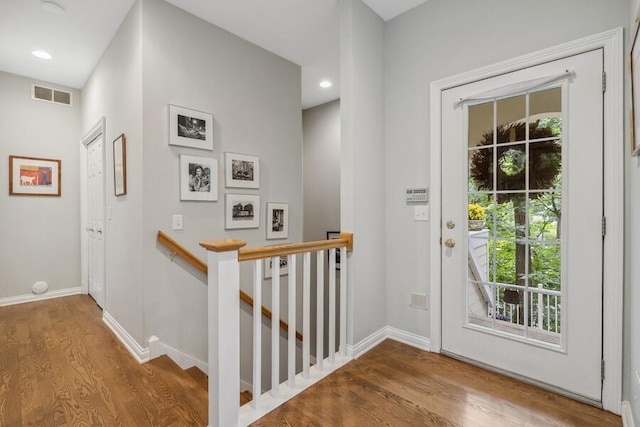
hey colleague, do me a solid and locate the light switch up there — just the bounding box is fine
[172,214,184,230]
[414,206,429,221]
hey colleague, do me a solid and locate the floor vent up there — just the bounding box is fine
[32,84,73,106]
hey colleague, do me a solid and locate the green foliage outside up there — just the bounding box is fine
[469,117,563,332]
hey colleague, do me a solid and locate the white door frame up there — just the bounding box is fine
[429,29,623,413]
[80,117,106,300]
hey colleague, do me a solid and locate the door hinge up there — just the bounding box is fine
[602,216,607,238]
[602,71,606,93]
[601,359,605,380]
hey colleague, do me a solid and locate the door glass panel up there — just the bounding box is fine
[497,145,526,192]
[469,101,494,148]
[497,95,526,143]
[467,86,563,346]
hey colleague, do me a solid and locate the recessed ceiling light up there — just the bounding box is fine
[319,80,333,88]
[41,1,65,15]
[32,50,52,60]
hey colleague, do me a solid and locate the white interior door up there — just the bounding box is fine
[441,49,603,402]
[87,134,105,308]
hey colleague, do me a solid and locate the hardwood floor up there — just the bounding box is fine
[0,296,622,426]
[0,295,207,426]
[253,340,622,427]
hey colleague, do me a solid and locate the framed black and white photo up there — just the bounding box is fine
[169,104,213,150]
[113,134,127,196]
[326,231,341,270]
[264,255,289,279]
[266,202,288,240]
[225,193,260,229]
[225,152,259,189]
[179,155,218,201]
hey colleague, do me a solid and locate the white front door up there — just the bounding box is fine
[87,134,105,308]
[441,49,603,401]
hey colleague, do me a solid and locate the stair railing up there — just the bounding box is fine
[157,231,302,341]
[200,232,353,427]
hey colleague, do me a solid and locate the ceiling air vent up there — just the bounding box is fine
[31,84,73,106]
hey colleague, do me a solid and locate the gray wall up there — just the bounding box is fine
[383,0,629,340]
[82,0,145,345]
[303,99,341,241]
[139,0,303,368]
[626,0,640,419]
[83,0,303,364]
[0,71,81,300]
[340,0,387,344]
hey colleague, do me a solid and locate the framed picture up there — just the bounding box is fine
[113,134,127,196]
[169,104,213,150]
[266,202,289,240]
[180,155,218,201]
[326,231,341,270]
[9,155,61,197]
[225,152,259,189]
[225,193,260,229]
[264,255,289,279]
[631,7,640,155]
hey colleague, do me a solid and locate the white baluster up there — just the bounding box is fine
[271,256,280,397]
[252,259,262,409]
[316,250,324,372]
[328,248,336,363]
[302,252,311,378]
[288,254,297,388]
[339,247,347,357]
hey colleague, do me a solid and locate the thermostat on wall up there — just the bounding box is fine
[406,188,428,203]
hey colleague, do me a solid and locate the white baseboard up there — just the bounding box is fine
[623,401,636,427]
[0,287,82,307]
[103,311,149,363]
[347,326,431,359]
[148,335,208,374]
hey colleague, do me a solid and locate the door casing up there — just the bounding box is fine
[81,117,106,307]
[429,28,623,413]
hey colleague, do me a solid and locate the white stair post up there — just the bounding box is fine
[200,239,247,427]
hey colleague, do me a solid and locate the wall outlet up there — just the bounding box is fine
[410,292,428,310]
[172,214,184,230]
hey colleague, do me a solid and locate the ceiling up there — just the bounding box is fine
[0,0,428,109]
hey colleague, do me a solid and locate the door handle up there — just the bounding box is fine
[444,238,456,248]
[86,227,95,232]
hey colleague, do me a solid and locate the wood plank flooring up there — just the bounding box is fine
[253,339,622,427]
[0,295,207,426]
[0,295,622,426]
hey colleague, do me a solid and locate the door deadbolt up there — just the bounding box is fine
[446,220,456,229]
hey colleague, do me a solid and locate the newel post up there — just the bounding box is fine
[200,239,247,427]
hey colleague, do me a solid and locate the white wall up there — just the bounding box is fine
[303,100,341,242]
[82,0,144,345]
[626,0,640,420]
[0,72,81,299]
[340,0,387,344]
[383,0,629,339]
[140,0,303,366]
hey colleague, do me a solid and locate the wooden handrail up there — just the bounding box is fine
[157,231,302,341]
[238,232,353,262]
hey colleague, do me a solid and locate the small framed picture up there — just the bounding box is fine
[169,104,213,150]
[179,155,218,201]
[226,193,260,229]
[266,202,289,240]
[113,134,127,196]
[225,152,259,189]
[326,231,341,270]
[9,155,61,197]
[264,255,289,279]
